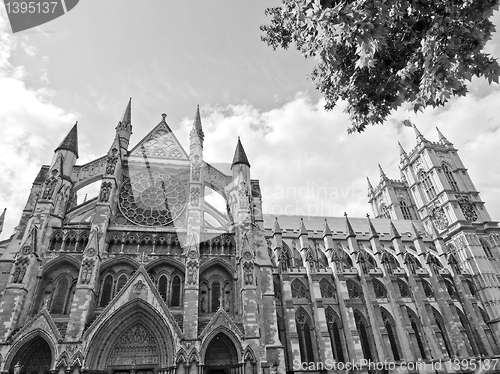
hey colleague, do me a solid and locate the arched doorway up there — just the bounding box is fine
[9,336,53,374]
[85,299,175,372]
[204,333,238,374]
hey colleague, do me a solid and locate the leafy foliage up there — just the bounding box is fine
[261,0,500,133]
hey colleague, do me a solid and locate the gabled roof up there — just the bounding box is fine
[129,114,188,160]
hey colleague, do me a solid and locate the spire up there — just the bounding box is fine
[298,218,308,236]
[0,208,6,235]
[56,122,78,157]
[191,105,205,142]
[389,219,401,239]
[118,98,132,130]
[323,219,332,237]
[413,123,427,143]
[231,137,250,168]
[273,217,282,235]
[398,141,408,163]
[378,164,387,181]
[367,176,373,191]
[410,222,422,240]
[366,214,379,239]
[344,212,356,238]
[436,127,452,145]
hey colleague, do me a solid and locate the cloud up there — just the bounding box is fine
[0,8,77,239]
[176,89,500,226]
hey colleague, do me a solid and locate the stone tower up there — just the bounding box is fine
[399,124,500,343]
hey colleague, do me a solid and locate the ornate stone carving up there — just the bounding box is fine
[42,171,58,200]
[12,256,29,283]
[105,148,119,175]
[118,171,187,226]
[186,261,198,285]
[238,182,250,209]
[100,181,113,203]
[458,196,477,221]
[107,325,159,366]
[432,206,448,230]
[191,156,201,181]
[80,259,94,284]
[132,280,146,293]
[243,262,253,285]
[86,247,96,257]
[190,186,200,206]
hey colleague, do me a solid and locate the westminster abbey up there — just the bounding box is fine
[0,101,500,374]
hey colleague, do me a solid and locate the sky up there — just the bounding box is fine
[0,1,500,239]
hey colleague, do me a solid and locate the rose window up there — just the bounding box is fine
[119,171,187,226]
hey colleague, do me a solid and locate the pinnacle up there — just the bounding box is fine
[411,222,422,240]
[366,214,379,239]
[367,176,373,190]
[389,219,401,239]
[413,123,422,138]
[299,218,308,236]
[231,138,250,168]
[194,105,202,131]
[344,212,356,238]
[273,217,282,235]
[116,98,132,132]
[412,123,428,143]
[323,219,332,237]
[398,141,407,156]
[122,98,132,125]
[56,122,79,158]
[436,127,451,145]
[191,105,204,142]
[378,164,386,179]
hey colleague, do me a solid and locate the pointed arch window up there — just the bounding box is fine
[50,276,70,314]
[116,274,128,294]
[319,278,335,298]
[295,309,315,363]
[373,279,387,299]
[481,240,494,258]
[354,310,373,360]
[400,200,412,220]
[170,275,181,307]
[291,279,308,299]
[325,309,345,363]
[433,309,452,357]
[442,164,458,191]
[420,171,436,201]
[381,309,401,361]
[347,279,361,299]
[407,308,427,359]
[99,274,114,307]
[422,280,434,299]
[397,279,411,298]
[211,281,221,311]
[158,275,168,301]
[380,204,390,219]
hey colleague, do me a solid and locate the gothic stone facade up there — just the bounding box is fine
[0,103,500,374]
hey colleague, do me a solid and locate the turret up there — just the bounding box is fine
[53,122,79,177]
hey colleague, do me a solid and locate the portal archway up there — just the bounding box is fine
[85,298,175,370]
[8,336,53,374]
[203,333,239,374]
